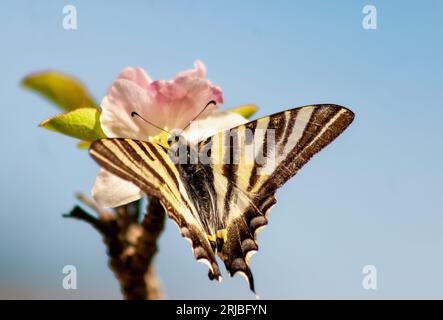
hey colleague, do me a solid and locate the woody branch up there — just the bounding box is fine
[64,194,165,300]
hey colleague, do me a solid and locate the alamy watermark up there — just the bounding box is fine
[62,264,77,290]
[362,5,377,30]
[62,5,77,30]
[362,264,377,290]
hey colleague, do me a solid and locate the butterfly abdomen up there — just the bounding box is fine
[177,162,223,236]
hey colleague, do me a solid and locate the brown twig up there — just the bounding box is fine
[64,195,166,300]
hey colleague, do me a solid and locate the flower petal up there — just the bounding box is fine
[92,169,144,208]
[116,67,152,88]
[100,79,156,139]
[174,60,206,79]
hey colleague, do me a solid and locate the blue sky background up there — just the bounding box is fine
[0,0,442,299]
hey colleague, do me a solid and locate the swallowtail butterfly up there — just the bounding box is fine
[89,104,354,293]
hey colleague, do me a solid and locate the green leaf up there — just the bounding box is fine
[228,104,258,119]
[21,71,97,111]
[39,108,105,141]
[77,141,92,149]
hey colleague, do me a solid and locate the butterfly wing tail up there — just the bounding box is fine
[172,214,222,281]
[218,192,276,293]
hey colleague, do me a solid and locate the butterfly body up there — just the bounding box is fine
[177,161,222,238]
[90,104,354,293]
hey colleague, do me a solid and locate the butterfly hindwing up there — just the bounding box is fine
[89,138,222,280]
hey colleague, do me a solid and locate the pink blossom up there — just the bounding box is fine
[100,60,223,140]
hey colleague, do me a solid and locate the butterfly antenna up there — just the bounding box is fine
[182,100,217,131]
[131,111,170,134]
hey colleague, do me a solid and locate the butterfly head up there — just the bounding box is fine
[166,130,185,147]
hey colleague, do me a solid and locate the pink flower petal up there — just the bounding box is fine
[174,60,206,79]
[101,79,156,139]
[116,67,152,88]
